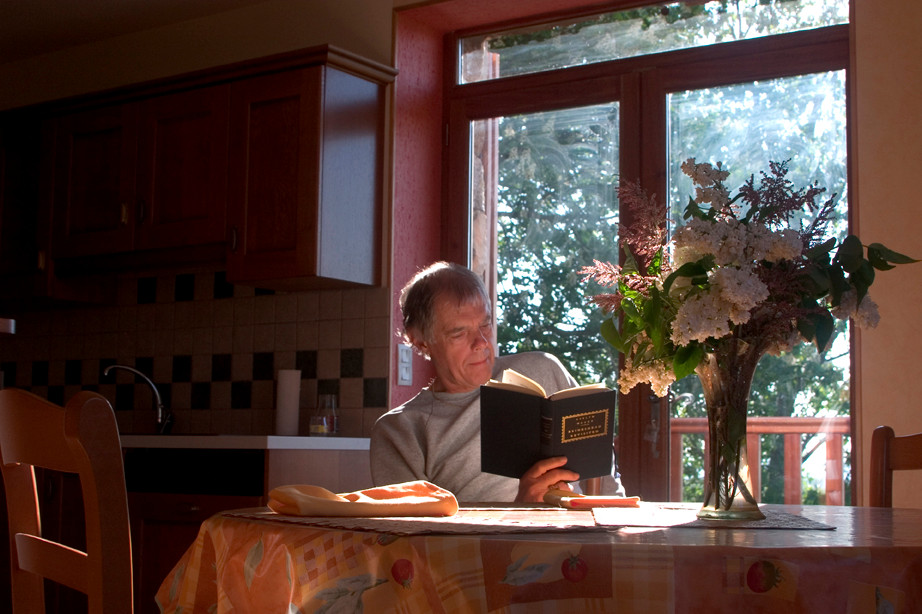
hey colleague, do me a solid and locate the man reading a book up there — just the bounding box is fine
[370,261,624,502]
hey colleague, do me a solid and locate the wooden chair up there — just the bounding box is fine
[0,389,133,613]
[869,425,922,508]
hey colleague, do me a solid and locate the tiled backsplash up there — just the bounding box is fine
[0,271,391,437]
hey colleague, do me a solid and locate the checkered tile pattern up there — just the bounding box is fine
[0,271,391,437]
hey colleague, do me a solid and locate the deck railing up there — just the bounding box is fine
[669,416,851,505]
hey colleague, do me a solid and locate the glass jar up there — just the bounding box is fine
[310,393,339,436]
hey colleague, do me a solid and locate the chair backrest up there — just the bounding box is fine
[0,389,133,613]
[869,425,922,508]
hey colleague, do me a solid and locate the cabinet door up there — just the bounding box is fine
[135,85,229,250]
[226,67,323,284]
[0,117,40,280]
[128,492,262,614]
[51,104,137,258]
[314,67,383,286]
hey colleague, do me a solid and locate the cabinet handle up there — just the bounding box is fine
[120,203,129,226]
[37,250,46,271]
[230,226,238,253]
[137,199,146,224]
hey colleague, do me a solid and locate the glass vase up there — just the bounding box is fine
[695,342,766,521]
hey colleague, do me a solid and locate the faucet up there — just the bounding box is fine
[104,364,174,434]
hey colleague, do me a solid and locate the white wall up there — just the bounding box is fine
[853,0,922,508]
[0,0,393,111]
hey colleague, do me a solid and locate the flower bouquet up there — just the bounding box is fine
[581,158,915,518]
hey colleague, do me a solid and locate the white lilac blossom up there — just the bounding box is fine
[618,335,676,396]
[831,290,881,329]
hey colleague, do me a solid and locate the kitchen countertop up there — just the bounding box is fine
[120,434,370,450]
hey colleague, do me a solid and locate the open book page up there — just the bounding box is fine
[484,369,546,397]
[548,382,609,400]
[485,369,609,400]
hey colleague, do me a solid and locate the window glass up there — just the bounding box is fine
[455,1,849,504]
[666,70,851,504]
[473,103,621,386]
[460,0,848,83]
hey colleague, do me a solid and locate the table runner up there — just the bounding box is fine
[225,502,833,535]
[593,502,835,530]
[225,506,603,535]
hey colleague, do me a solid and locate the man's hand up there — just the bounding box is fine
[515,456,580,502]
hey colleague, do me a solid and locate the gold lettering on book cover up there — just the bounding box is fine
[560,409,609,443]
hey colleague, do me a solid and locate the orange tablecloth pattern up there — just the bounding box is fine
[156,505,922,613]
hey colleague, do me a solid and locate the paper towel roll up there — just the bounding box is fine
[275,369,302,436]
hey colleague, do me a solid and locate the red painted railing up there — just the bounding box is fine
[669,416,851,505]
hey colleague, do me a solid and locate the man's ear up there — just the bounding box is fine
[406,329,429,358]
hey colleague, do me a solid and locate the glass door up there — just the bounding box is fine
[470,103,622,390]
[666,70,851,505]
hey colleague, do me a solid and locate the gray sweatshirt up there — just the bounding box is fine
[370,351,624,502]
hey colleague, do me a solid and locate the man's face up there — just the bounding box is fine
[417,294,495,393]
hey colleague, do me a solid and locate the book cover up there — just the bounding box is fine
[480,369,616,479]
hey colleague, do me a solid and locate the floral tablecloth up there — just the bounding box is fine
[156,505,922,613]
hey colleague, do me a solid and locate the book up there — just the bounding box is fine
[480,369,616,479]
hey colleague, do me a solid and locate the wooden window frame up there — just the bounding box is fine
[443,18,849,500]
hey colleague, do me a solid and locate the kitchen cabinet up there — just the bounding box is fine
[0,116,40,291]
[135,85,230,251]
[226,51,393,289]
[129,492,261,614]
[120,436,373,613]
[1,113,112,308]
[4,45,395,295]
[123,447,265,614]
[48,84,229,262]
[48,103,137,258]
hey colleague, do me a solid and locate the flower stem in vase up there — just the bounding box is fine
[696,343,766,520]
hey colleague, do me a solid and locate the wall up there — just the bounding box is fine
[389,8,445,406]
[853,0,922,508]
[0,270,391,437]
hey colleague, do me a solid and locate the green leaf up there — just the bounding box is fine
[600,317,626,353]
[673,343,704,381]
[647,247,664,276]
[646,286,662,323]
[663,259,711,293]
[835,235,864,273]
[797,316,815,343]
[804,264,831,295]
[868,242,918,264]
[622,246,640,275]
[867,246,895,271]
[684,197,704,220]
[811,310,837,353]
[646,288,664,351]
[621,297,640,322]
[806,237,836,260]
[850,260,876,300]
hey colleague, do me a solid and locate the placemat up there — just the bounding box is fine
[224,507,605,536]
[593,502,835,530]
